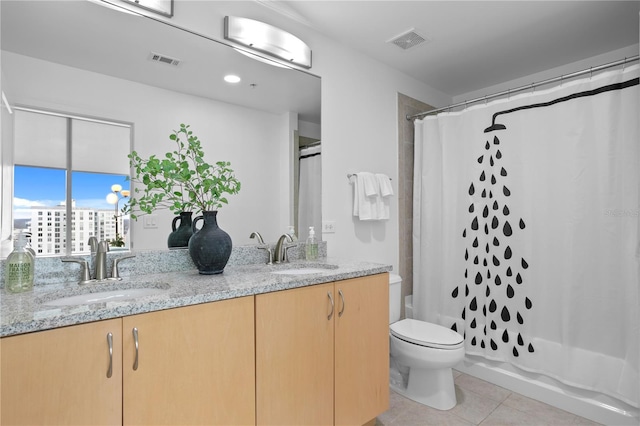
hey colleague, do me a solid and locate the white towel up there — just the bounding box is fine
[350,172,378,220]
[375,173,393,220]
[376,173,394,197]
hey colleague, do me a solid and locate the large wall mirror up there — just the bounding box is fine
[1,0,321,257]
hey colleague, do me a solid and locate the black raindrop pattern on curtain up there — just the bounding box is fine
[451,134,534,357]
[447,76,640,360]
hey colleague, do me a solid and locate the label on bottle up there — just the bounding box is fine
[8,262,31,282]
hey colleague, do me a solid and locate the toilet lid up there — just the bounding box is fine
[390,319,464,349]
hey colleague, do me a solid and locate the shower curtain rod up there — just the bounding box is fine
[299,141,321,149]
[406,55,639,121]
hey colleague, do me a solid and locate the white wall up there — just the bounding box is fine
[132,0,452,271]
[453,44,639,105]
[2,51,289,250]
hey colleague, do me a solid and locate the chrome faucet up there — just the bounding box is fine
[63,238,134,284]
[94,240,110,280]
[250,231,273,265]
[274,234,294,264]
[87,237,109,281]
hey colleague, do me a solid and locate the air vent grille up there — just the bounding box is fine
[149,52,181,66]
[388,29,428,51]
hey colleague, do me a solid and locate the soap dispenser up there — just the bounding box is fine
[287,225,298,242]
[5,232,34,293]
[305,226,318,261]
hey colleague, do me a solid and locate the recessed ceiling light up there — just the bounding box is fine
[224,75,241,83]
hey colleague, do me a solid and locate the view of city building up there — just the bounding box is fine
[16,201,128,256]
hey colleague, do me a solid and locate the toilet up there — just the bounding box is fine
[388,273,465,410]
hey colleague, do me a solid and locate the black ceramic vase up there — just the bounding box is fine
[188,211,232,274]
[167,212,193,249]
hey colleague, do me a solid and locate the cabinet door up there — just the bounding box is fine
[1,319,123,425]
[122,296,255,426]
[335,274,389,426]
[256,283,334,426]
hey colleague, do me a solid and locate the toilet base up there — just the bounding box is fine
[390,366,457,411]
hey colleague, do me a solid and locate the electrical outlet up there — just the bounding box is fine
[143,214,158,229]
[322,220,336,233]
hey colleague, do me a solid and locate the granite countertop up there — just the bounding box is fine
[0,257,391,338]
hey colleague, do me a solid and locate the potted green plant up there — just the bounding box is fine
[127,123,241,273]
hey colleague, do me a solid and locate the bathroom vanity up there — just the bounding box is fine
[0,256,391,426]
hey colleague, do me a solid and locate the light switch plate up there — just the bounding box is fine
[143,214,158,229]
[322,220,335,233]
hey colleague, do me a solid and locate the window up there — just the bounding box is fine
[11,109,131,256]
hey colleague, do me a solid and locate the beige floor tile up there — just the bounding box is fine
[379,377,596,426]
[390,403,474,426]
[451,384,502,424]
[377,391,415,425]
[455,373,512,403]
[571,415,602,425]
[501,393,581,425]
[479,404,553,426]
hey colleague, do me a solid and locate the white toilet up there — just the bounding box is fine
[388,273,465,410]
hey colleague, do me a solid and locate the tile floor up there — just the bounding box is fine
[376,371,601,426]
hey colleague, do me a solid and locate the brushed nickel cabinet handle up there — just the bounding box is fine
[106,332,113,378]
[132,327,139,371]
[338,289,345,317]
[327,291,334,320]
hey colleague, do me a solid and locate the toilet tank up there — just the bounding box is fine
[389,273,402,324]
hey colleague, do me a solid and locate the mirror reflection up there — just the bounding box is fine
[1,0,321,258]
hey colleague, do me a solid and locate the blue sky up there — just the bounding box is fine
[13,166,129,219]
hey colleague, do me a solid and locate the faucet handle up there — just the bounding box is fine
[98,240,110,253]
[256,245,273,265]
[61,258,92,284]
[88,236,98,253]
[110,254,136,280]
[283,244,297,263]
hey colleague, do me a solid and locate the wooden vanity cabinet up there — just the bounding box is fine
[256,273,389,426]
[1,319,123,425]
[122,296,255,426]
[1,296,254,426]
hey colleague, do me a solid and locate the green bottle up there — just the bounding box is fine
[5,232,34,293]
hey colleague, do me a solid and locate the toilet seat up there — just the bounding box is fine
[390,319,464,350]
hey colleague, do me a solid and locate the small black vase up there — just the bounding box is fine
[188,211,232,274]
[167,212,193,249]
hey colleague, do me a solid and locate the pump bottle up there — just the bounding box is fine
[305,226,318,261]
[5,232,34,293]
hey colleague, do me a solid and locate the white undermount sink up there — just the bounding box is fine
[44,287,168,307]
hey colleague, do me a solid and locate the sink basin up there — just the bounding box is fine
[271,268,330,275]
[44,287,168,307]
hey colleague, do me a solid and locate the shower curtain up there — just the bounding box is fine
[413,64,639,407]
[298,144,322,240]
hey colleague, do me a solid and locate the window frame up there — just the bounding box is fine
[5,106,134,257]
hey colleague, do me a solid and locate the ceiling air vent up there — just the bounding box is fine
[387,29,428,51]
[149,52,181,66]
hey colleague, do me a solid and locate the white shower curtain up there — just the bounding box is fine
[413,64,639,407]
[298,144,322,240]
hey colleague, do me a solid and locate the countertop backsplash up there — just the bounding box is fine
[0,241,327,289]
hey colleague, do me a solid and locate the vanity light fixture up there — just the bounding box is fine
[224,16,312,69]
[224,75,241,84]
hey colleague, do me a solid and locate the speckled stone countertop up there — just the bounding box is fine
[1,254,391,338]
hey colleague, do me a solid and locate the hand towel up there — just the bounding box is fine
[350,172,378,220]
[375,173,393,220]
[376,173,394,197]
